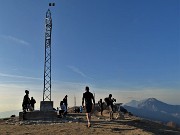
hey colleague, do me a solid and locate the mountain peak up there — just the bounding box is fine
[124,98,180,126]
[125,98,180,114]
[125,98,159,108]
[146,98,158,102]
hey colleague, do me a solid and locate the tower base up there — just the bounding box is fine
[40,101,54,111]
[19,101,57,121]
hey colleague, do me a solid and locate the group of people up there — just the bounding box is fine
[82,86,116,127]
[22,90,36,112]
[22,86,116,128]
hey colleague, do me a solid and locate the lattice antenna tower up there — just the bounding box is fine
[43,3,55,101]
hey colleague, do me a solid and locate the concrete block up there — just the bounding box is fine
[40,101,53,111]
[19,111,57,121]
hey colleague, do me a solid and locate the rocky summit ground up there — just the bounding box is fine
[0,112,180,135]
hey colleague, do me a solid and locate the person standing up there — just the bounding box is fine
[82,86,95,127]
[105,94,114,120]
[98,99,104,116]
[30,97,36,110]
[63,95,68,111]
[22,90,30,112]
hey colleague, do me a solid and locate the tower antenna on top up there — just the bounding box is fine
[49,3,55,6]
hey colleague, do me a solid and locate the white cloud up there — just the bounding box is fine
[0,72,42,80]
[67,65,88,78]
[0,35,29,46]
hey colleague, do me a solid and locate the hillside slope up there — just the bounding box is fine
[124,98,180,126]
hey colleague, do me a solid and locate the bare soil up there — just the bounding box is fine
[0,112,180,135]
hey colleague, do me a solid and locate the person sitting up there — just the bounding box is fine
[59,101,67,117]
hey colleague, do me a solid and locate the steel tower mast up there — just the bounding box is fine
[43,8,53,101]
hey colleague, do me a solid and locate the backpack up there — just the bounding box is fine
[104,97,110,106]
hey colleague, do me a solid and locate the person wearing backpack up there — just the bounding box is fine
[104,94,114,120]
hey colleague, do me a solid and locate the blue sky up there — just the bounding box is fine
[0,0,179,112]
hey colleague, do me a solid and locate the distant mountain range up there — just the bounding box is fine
[124,98,180,125]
